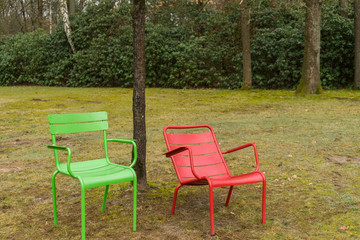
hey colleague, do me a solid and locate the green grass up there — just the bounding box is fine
[1,87,360,239]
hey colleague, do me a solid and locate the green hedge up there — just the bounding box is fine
[0,0,355,89]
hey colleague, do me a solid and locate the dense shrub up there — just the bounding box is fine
[321,4,354,89]
[0,29,52,85]
[0,0,356,89]
[249,5,304,89]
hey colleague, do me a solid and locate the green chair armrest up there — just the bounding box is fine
[107,139,137,168]
[47,145,75,177]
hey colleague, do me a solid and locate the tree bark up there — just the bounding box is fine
[132,0,147,188]
[37,0,43,28]
[59,0,76,53]
[339,0,348,18]
[20,0,28,33]
[68,0,76,15]
[354,0,360,88]
[49,0,53,33]
[296,0,322,95]
[79,0,85,12]
[240,0,252,90]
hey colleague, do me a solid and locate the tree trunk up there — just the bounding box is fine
[240,0,252,90]
[29,0,37,31]
[59,0,76,53]
[68,0,76,15]
[296,0,322,95]
[49,0,53,34]
[354,0,360,88]
[37,0,43,28]
[79,0,85,12]
[339,0,348,18]
[20,0,28,33]
[132,0,147,188]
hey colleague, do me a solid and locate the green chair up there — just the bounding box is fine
[47,111,137,240]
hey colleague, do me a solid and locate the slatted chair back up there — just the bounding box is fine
[49,111,108,135]
[48,112,109,168]
[163,125,231,184]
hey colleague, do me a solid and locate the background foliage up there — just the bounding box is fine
[0,0,355,89]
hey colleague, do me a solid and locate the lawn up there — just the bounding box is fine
[0,87,360,239]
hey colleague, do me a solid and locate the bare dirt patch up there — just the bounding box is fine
[0,164,24,173]
[31,98,48,102]
[331,97,360,102]
[0,161,38,173]
[325,155,360,164]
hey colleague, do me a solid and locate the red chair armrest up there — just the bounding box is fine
[163,146,202,179]
[164,146,188,157]
[222,142,260,171]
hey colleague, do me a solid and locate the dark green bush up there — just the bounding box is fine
[321,5,354,89]
[0,0,356,89]
[0,29,52,85]
[252,26,304,89]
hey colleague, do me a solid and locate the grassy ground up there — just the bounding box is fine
[1,87,360,239]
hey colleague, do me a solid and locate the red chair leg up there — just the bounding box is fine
[225,186,234,206]
[209,186,215,235]
[171,184,182,215]
[262,180,266,224]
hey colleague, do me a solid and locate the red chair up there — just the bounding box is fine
[163,125,266,235]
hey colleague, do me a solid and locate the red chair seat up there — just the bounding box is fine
[210,171,265,187]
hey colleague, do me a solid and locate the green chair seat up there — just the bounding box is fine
[59,161,136,189]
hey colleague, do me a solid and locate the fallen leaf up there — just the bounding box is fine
[339,226,349,230]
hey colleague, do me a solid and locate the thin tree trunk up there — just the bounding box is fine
[20,0,28,33]
[354,0,360,88]
[59,0,76,53]
[79,0,85,12]
[29,0,36,31]
[132,0,147,188]
[49,0,53,33]
[339,0,348,18]
[37,0,43,28]
[240,0,252,90]
[69,0,76,15]
[296,0,322,95]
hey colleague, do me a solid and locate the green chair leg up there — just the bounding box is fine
[101,185,109,212]
[133,179,137,231]
[81,187,86,240]
[52,171,59,226]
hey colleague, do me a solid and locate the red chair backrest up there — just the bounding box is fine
[163,125,231,184]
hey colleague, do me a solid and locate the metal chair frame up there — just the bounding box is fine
[163,124,266,235]
[48,112,137,239]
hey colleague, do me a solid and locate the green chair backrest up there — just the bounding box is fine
[48,111,110,171]
[48,111,108,135]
